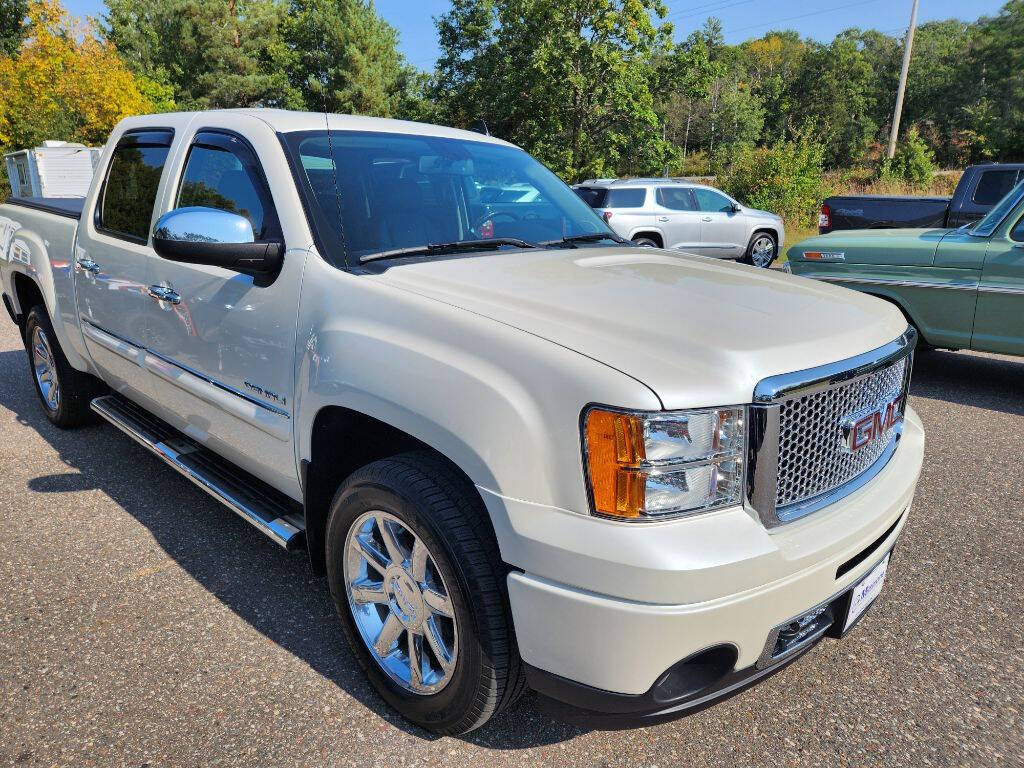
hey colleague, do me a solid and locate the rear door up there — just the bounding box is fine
[972,212,1024,355]
[75,128,174,398]
[142,115,307,495]
[654,186,702,251]
[692,188,746,258]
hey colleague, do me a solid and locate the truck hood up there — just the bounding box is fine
[372,247,909,409]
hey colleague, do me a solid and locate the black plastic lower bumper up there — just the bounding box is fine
[526,642,810,730]
[527,544,898,730]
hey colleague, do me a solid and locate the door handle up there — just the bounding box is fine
[148,285,181,305]
[75,258,100,274]
[701,216,712,222]
[657,216,669,222]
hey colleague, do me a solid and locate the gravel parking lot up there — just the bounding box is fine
[0,317,1021,768]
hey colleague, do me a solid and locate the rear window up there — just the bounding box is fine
[604,188,646,208]
[657,187,696,211]
[973,169,1020,206]
[97,129,174,242]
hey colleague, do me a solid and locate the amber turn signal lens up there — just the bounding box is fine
[585,409,647,518]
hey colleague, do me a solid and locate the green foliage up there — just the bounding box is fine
[431,0,675,182]
[879,127,936,185]
[104,0,300,109]
[284,0,411,116]
[714,129,826,229]
[0,0,26,56]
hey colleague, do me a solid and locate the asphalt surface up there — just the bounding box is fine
[0,317,1021,768]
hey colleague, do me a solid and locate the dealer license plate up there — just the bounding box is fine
[844,552,890,631]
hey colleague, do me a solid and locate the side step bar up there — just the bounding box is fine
[91,394,305,550]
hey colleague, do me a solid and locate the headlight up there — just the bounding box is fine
[583,406,745,521]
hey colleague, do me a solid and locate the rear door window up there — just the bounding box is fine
[97,129,174,242]
[656,187,697,211]
[604,188,646,208]
[972,169,1020,206]
[175,131,279,240]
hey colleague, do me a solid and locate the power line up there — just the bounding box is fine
[663,0,759,22]
[721,0,887,36]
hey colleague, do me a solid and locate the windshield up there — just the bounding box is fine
[970,179,1024,237]
[288,130,614,265]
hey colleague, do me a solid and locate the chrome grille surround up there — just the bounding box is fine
[776,356,907,508]
[745,328,916,528]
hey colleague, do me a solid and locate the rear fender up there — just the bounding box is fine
[0,213,90,370]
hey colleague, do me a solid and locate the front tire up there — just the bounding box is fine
[741,231,778,268]
[23,306,102,428]
[325,451,524,734]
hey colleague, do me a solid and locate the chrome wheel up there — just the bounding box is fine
[750,234,776,268]
[344,511,458,694]
[31,326,60,411]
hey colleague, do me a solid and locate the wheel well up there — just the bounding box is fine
[751,227,779,244]
[866,293,930,345]
[302,406,480,574]
[631,231,663,248]
[12,272,44,336]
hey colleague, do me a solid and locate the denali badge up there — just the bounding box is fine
[840,394,904,453]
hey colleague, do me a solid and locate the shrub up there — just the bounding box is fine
[714,130,826,229]
[879,127,936,185]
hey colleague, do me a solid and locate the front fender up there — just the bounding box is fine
[292,257,661,517]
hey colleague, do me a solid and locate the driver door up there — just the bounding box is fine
[143,117,307,496]
[693,188,746,258]
[972,214,1024,355]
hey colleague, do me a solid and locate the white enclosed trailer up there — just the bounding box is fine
[4,141,100,198]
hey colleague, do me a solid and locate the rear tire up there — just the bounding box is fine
[325,451,525,735]
[741,231,777,268]
[632,236,660,248]
[23,306,103,428]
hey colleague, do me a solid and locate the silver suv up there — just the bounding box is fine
[574,178,785,268]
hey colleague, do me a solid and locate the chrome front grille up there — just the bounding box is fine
[745,329,917,528]
[776,357,907,509]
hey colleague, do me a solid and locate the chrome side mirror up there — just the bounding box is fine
[152,206,283,278]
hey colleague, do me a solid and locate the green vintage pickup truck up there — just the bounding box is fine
[788,181,1024,356]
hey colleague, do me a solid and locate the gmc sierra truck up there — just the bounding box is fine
[819,162,1024,234]
[0,110,924,734]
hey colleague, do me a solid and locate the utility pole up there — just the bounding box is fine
[886,0,920,159]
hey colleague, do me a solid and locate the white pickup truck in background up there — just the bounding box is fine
[0,109,924,734]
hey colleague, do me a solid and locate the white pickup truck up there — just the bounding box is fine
[0,110,924,734]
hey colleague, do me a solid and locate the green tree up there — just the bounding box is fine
[788,37,876,167]
[960,1,1024,161]
[432,0,674,181]
[104,0,298,109]
[284,0,412,117]
[879,125,936,184]
[0,0,26,55]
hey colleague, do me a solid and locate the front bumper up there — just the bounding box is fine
[484,407,924,721]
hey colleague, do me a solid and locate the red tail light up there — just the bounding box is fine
[818,204,831,233]
[602,210,613,222]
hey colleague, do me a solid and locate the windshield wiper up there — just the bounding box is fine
[360,238,539,264]
[541,232,629,247]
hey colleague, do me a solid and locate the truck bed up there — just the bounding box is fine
[7,196,85,219]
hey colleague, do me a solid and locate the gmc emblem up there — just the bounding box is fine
[841,395,905,453]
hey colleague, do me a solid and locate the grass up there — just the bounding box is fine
[780,224,819,262]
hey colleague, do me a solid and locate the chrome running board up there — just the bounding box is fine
[90,394,305,550]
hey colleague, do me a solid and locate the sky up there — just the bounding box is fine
[64,0,1007,73]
